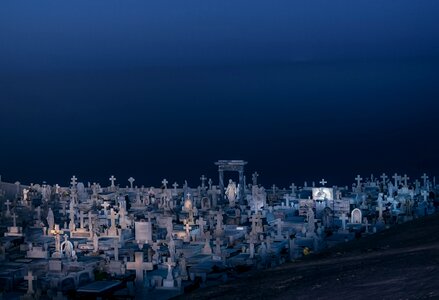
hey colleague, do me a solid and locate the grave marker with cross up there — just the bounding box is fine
[272,184,277,195]
[79,211,85,229]
[5,199,11,216]
[164,257,176,282]
[392,173,400,187]
[363,217,370,233]
[401,174,410,187]
[12,213,18,227]
[196,217,207,238]
[128,177,135,189]
[126,252,153,284]
[172,182,179,194]
[380,173,388,185]
[340,213,348,231]
[109,175,117,188]
[422,190,428,202]
[422,173,429,187]
[108,208,118,231]
[24,270,37,294]
[355,175,363,189]
[200,175,207,189]
[289,183,296,194]
[252,172,259,186]
[70,176,78,188]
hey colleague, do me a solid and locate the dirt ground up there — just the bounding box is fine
[176,214,439,300]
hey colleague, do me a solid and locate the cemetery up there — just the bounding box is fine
[0,162,437,299]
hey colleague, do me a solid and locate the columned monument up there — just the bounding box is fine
[215,160,247,205]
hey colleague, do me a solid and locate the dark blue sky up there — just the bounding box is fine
[1,1,439,187]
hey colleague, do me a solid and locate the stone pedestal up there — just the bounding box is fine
[162,278,175,288]
[5,226,23,237]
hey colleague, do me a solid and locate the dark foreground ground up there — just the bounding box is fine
[176,214,439,300]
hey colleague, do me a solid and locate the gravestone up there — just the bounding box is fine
[350,208,362,224]
[126,252,153,285]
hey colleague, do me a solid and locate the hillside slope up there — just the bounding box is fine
[178,214,439,300]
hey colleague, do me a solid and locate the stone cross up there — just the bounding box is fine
[109,175,117,187]
[250,213,259,234]
[109,208,118,229]
[380,173,388,184]
[289,183,296,194]
[126,252,153,284]
[252,172,259,186]
[340,213,348,230]
[5,199,11,216]
[200,175,207,189]
[392,173,400,187]
[283,194,290,207]
[422,173,429,187]
[161,179,168,189]
[172,182,179,193]
[12,213,17,227]
[51,224,63,236]
[401,174,410,187]
[272,184,277,195]
[70,176,78,188]
[319,179,327,186]
[79,211,85,229]
[364,217,370,233]
[196,217,207,237]
[50,224,63,253]
[164,257,176,281]
[355,175,363,188]
[208,178,213,190]
[91,182,98,195]
[422,190,428,202]
[128,177,135,189]
[24,270,36,294]
[414,180,420,190]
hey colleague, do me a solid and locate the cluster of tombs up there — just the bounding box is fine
[0,160,437,299]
